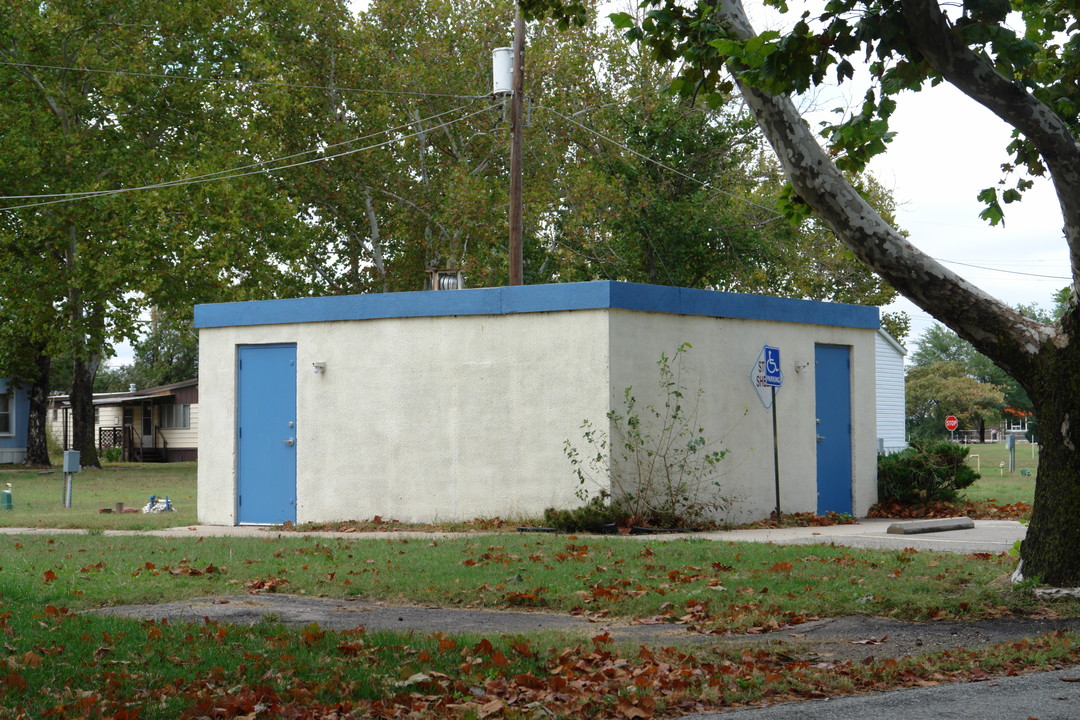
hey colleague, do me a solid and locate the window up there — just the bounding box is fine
[0,393,10,435]
[159,404,190,429]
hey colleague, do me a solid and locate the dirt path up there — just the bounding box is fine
[92,594,1080,662]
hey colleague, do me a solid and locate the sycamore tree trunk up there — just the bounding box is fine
[1021,313,1080,586]
[24,349,51,467]
[716,0,1080,585]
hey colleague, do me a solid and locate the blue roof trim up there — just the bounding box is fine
[194,281,879,330]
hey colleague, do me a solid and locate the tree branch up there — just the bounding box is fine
[900,0,1080,287]
[715,0,1054,380]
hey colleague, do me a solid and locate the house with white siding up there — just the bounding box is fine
[875,329,908,454]
[47,379,198,462]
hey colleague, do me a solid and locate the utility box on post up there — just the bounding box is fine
[63,451,81,474]
[62,450,80,508]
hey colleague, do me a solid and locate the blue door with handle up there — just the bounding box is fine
[237,344,297,524]
[815,344,853,515]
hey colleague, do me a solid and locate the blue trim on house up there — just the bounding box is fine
[194,281,879,331]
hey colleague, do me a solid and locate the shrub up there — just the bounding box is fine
[563,343,734,528]
[542,497,628,533]
[877,441,980,504]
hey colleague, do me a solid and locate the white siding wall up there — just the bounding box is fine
[46,402,199,453]
[875,330,908,454]
[160,404,198,449]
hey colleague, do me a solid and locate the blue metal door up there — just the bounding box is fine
[237,344,297,524]
[815,344,853,515]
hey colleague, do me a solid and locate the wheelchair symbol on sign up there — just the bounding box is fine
[763,346,782,388]
[749,345,782,409]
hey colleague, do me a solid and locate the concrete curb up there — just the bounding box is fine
[886,517,975,534]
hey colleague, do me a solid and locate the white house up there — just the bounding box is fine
[875,329,908,454]
[194,281,883,526]
[47,379,199,462]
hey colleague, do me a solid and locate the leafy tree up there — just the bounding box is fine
[0,0,335,465]
[283,0,907,319]
[906,361,1005,442]
[0,239,57,466]
[740,169,910,340]
[525,8,906,327]
[96,314,199,393]
[910,312,1065,437]
[524,0,1080,585]
[551,98,771,288]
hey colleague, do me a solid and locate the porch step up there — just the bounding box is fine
[139,448,167,463]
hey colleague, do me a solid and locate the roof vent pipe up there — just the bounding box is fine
[129,384,136,393]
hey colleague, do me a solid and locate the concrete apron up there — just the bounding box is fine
[0,517,1025,556]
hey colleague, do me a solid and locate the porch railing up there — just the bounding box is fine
[97,424,167,462]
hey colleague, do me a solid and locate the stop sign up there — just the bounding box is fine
[945,415,959,431]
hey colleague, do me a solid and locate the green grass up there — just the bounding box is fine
[0,533,1065,625]
[0,462,196,529]
[961,442,1039,505]
[1,533,1079,719]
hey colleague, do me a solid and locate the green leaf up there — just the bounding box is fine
[977,188,1005,226]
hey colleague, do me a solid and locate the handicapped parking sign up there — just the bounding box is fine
[763,346,782,387]
[750,345,783,408]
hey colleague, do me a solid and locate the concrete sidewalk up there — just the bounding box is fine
[689,517,1025,555]
[0,517,1026,555]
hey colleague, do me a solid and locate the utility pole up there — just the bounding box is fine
[508,4,525,286]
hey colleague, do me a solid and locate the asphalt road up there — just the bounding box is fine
[680,666,1080,720]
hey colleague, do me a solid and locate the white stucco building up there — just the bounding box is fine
[194,281,883,526]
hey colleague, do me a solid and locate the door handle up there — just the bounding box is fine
[282,437,295,447]
[816,434,826,442]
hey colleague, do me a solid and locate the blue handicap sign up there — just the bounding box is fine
[764,346,782,387]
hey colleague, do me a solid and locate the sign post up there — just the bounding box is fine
[750,346,784,520]
[945,415,958,443]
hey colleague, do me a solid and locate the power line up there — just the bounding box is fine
[0,104,475,201]
[0,60,484,100]
[0,104,491,213]
[935,259,1070,280]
